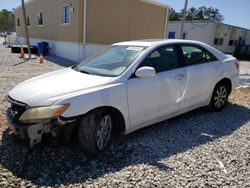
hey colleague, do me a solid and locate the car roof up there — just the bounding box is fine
[113,39,206,47]
[113,39,229,61]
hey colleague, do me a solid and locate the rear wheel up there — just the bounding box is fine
[78,110,112,156]
[208,83,230,111]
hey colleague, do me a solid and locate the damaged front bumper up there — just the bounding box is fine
[6,108,75,148]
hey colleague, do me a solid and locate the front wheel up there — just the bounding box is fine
[78,110,113,156]
[208,83,230,111]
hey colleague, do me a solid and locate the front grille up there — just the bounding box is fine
[10,103,26,121]
[7,96,28,122]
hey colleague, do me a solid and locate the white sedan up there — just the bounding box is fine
[6,39,239,156]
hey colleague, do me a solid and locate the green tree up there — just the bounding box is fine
[169,6,224,22]
[186,7,197,20]
[169,8,180,21]
[0,9,15,32]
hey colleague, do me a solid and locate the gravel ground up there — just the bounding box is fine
[239,61,250,88]
[0,37,250,187]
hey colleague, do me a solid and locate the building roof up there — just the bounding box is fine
[15,0,169,11]
[141,0,169,8]
[169,20,250,31]
[15,0,34,10]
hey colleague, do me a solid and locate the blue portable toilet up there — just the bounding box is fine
[37,42,49,56]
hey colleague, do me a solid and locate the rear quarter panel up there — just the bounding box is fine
[222,55,239,90]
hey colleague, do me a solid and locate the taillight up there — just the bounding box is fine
[235,60,239,72]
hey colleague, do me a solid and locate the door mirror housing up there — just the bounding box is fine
[135,67,156,78]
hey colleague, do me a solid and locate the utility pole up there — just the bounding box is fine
[180,0,188,39]
[21,0,31,60]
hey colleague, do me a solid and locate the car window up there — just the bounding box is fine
[139,45,179,73]
[75,45,147,77]
[149,51,160,58]
[181,45,218,66]
[181,46,207,66]
[205,50,218,62]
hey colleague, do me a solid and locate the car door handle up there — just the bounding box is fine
[175,74,185,80]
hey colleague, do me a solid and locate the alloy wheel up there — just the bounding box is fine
[213,86,228,108]
[96,115,112,150]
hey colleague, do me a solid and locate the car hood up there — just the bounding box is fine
[8,68,113,106]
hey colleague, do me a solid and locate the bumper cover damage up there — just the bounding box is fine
[6,108,75,148]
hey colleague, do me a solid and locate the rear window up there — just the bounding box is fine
[181,45,218,66]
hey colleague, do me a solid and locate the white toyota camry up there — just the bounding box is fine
[6,39,239,156]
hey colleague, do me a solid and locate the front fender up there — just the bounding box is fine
[54,83,130,130]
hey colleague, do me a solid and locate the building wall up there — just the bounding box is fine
[15,0,84,43]
[245,30,250,45]
[167,21,216,46]
[167,21,250,54]
[213,23,248,53]
[16,0,168,45]
[86,0,168,44]
[19,36,107,62]
[128,0,169,41]
[15,0,169,62]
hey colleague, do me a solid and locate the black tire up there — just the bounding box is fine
[208,82,230,111]
[77,109,113,156]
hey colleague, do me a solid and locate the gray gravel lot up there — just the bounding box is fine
[0,37,250,187]
[239,61,250,88]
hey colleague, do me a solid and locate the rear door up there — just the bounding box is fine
[179,44,222,108]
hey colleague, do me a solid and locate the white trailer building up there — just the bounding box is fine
[167,21,250,54]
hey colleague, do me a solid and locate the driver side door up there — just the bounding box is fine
[126,45,186,129]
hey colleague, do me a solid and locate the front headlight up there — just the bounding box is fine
[19,104,70,123]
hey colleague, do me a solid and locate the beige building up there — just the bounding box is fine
[167,21,250,54]
[15,0,169,62]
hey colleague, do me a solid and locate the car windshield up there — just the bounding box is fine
[74,45,147,77]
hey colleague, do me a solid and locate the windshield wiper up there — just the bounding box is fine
[72,65,79,71]
[73,66,92,74]
[80,70,91,74]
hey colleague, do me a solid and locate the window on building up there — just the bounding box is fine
[38,12,43,25]
[61,5,70,24]
[214,38,224,46]
[214,38,219,45]
[219,39,223,45]
[219,38,224,45]
[26,16,30,26]
[229,40,234,46]
[168,32,175,39]
[17,18,20,27]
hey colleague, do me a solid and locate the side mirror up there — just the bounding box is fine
[135,66,156,78]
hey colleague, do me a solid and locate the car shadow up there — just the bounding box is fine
[0,103,249,186]
[43,55,77,67]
